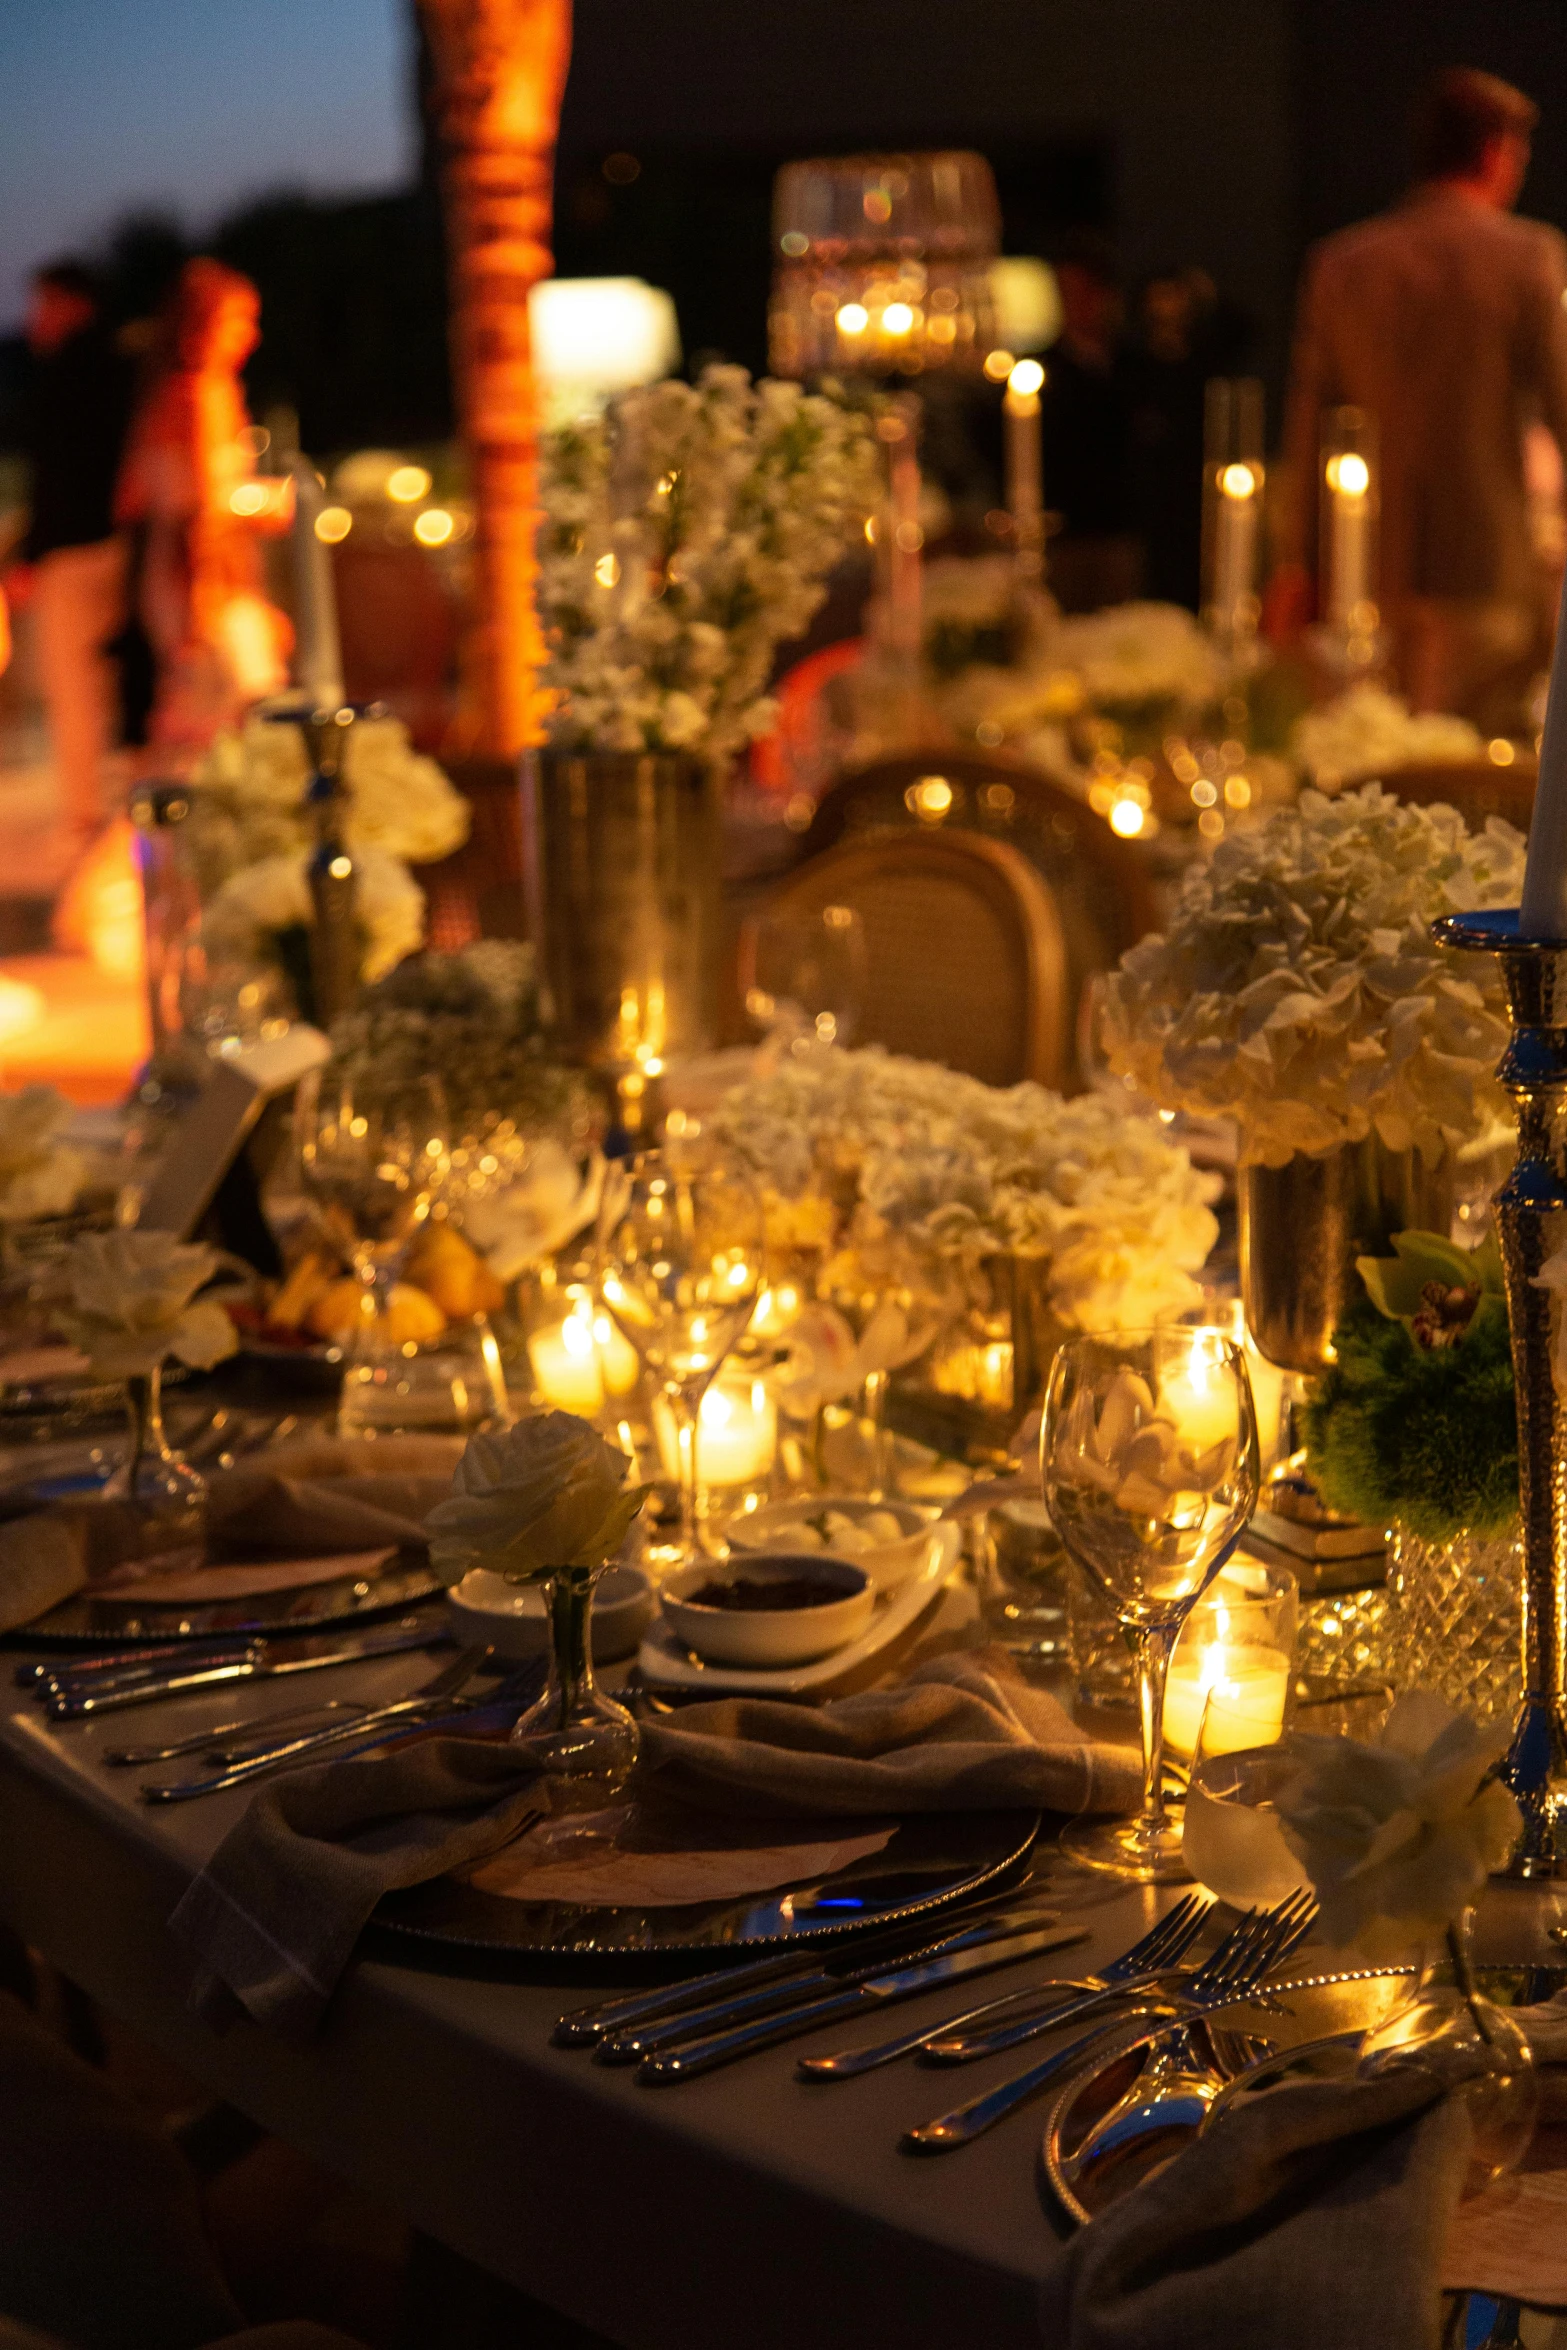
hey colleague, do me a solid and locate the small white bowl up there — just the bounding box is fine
[661,1552,876,1668]
[445,1564,654,1662]
[725,1494,937,1593]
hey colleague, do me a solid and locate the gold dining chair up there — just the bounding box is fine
[797,750,1159,1056]
[745,827,1070,1090]
[1371,754,1537,831]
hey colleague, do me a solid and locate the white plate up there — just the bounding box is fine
[445,1565,654,1662]
[637,1517,964,1694]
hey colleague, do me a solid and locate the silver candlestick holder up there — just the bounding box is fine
[1435,907,1567,1877]
[264,700,380,1029]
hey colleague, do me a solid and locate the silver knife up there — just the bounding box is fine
[46,1622,453,1717]
[635,1922,1089,2083]
[592,1903,1064,2066]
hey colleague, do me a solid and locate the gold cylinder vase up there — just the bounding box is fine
[521,750,724,1075]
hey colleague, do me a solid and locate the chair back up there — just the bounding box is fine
[799,751,1158,1040]
[1372,756,1536,832]
[750,828,1069,1089]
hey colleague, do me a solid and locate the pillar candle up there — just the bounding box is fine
[1520,570,1567,937]
[1325,452,1370,629]
[654,1374,778,1489]
[1163,1640,1290,1761]
[1212,463,1259,630]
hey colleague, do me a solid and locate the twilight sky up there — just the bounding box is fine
[1,0,414,328]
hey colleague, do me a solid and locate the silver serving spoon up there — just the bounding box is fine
[1043,2018,1275,2223]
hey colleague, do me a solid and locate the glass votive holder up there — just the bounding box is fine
[339,1339,494,1437]
[979,1498,1071,1667]
[1163,1557,1299,1764]
[523,1281,641,1422]
[651,1369,780,1542]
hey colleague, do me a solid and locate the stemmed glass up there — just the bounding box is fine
[742,904,867,1051]
[596,1147,764,1565]
[294,1069,449,1368]
[1042,1328,1260,1882]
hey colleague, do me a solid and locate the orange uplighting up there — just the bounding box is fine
[387,464,433,504]
[413,507,455,547]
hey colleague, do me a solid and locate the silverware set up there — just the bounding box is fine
[12,1617,550,1800]
[549,1883,1321,2167]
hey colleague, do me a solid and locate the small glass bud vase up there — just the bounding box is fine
[100,1366,207,1542]
[510,1562,638,1808]
[1357,1912,1537,2193]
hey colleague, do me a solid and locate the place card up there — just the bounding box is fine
[469,1801,893,1908]
[93,1545,397,1605]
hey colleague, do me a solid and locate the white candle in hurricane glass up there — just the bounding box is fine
[528,1303,640,1418]
[654,1373,777,1491]
[1324,450,1371,629]
[1004,358,1045,578]
[1162,1557,1298,1760]
[1211,462,1259,631]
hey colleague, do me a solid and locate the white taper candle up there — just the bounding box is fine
[1520,573,1567,938]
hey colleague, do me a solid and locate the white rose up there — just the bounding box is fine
[0,1086,88,1224]
[1276,1690,1521,1958]
[50,1230,237,1380]
[426,1413,649,1585]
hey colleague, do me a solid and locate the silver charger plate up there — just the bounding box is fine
[373,1809,1041,1964]
[15,1554,442,1646]
[1040,1962,1556,2227]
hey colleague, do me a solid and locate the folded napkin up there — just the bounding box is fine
[0,1434,464,1633]
[1037,2068,1469,2350]
[170,1648,1138,2036]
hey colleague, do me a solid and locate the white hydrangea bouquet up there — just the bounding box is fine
[708,1048,1219,1335]
[1291,684,1486,794]
[537,365,881,759]
[1102,785,1523,1167]
[184,712,472,991]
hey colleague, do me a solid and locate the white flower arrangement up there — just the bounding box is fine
[1051,601,1225,716]
[708,1049,1219,1333]
[50,1231,237,1381]
[202,846,426,987]
[538,366,881,761]
[1102,785,1524,1167]
[1292,685,1486,793]
[1276,1690,1520,1959]
[185,712,471,899]
[0,1087,89,1225]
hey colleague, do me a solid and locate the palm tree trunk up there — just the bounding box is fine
[416,0,572,759]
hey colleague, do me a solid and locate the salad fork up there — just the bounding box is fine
[902,1890,1318,2152]
[797,1892,1212,2080]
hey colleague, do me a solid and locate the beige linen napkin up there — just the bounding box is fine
[0,1434,464,1632]
[169,1647,1138,2036]
[1037,2069,1470,2350]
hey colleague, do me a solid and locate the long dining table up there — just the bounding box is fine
[0,1609,1168,2350]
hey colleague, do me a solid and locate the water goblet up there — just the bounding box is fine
[742,904,867,1052]
[294,1069,449,1391]
[596,1147,764,1567]
[1042,1327,1260,1882]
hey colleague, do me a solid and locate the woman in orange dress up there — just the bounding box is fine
[115,257,291,751]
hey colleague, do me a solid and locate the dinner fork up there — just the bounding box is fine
[923,1888,1313,2065]
[901,1890,1318,2152]
[797,1892,1212,2079]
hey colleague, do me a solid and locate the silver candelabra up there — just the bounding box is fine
[1436,908,1567,1877]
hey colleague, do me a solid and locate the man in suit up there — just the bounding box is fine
[1275,68,1567,718]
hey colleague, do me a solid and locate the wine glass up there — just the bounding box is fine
[596,1147,764,1566]
[1041,1328,1260,1882]
[742,904,867,1051]
[294,1068,449,1362]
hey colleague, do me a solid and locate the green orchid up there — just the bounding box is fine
[1355,1227,1506,1349]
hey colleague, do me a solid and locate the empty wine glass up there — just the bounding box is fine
[294,1068,449,1362]
[742,904,867,1051]
[1042,1328,1260,1882]
[596,1147,764,1566]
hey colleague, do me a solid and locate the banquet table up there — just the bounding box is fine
[0,1617,1167,2350]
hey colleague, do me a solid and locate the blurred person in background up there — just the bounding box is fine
[115,257,290,753]
[3,260,133,857]
[1274,66,1567,719]
[1039,232,1141,613]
